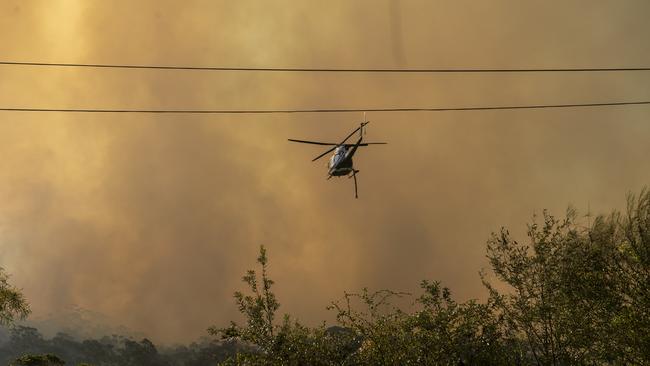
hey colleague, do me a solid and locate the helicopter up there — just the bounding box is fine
[288,114,387,198]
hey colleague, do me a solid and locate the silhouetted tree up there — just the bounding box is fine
[120,338,169,366]
[0,267,30,326]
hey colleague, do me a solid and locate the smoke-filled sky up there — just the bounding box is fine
[1,0,649,343]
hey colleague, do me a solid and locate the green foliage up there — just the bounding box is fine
[3,190,648,365]
[0,267,30,326]
[216,247,512,365]
[483,189,650,365]
[327,288,416,364]
[408,281,513,364]
[11,353,65,366]
[218,189,650,365]
[326,283,512,365]
[211,246,360,365]
[209,245,279,352]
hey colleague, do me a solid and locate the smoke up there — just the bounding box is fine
[0,0,649,343]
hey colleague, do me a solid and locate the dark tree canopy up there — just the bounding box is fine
[11,353,65,366]
[0,327,241,366]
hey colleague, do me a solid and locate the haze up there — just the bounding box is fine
[1,0,649,343]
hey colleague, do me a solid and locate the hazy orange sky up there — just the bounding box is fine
[1,0,649,343]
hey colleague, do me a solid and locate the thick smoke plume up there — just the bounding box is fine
[0,0,649,342]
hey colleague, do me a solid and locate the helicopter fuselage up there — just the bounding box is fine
[328,146,355,177]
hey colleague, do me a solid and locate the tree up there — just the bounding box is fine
[327,282,513,365]
[593,190,650,363]
[5,326,47,359]
[0,267,30,326]
[212,246,360,365]
[213,189,650,365]
[216,246,511,365]
[11,353,65,366]
[483,189,650,365]
[210,245,278,351]
[119,338,169,366]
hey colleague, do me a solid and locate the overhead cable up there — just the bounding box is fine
[1,61,650,73]
[1,101,648,114]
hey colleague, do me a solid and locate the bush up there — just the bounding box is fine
[216,189,650,365]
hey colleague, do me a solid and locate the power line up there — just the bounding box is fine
[1,101,648,114]
[1,61,650,73]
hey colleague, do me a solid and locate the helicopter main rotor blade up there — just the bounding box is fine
[344,142,387,147]
[288,139,338,146]
[339,121,370,145]
[292,121,378,162]
[312,146,337,161]
[353,171,359,199]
